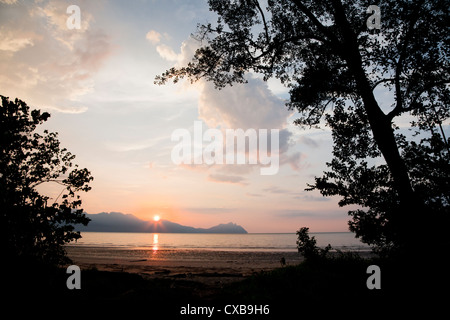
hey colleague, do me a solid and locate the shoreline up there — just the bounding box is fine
[65,246,373,288]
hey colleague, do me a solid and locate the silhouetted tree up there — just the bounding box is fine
[0,95,93,266]
[156,0,449,254]
[296,227,331,260]
[307,101,449,256]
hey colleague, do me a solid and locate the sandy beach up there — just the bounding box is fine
[66,246,304,286]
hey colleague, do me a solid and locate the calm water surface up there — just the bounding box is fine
[70,232,370,252]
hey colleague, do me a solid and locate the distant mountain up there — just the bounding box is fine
[75,212,247,234]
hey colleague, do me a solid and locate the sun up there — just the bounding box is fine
[153,215,160,222]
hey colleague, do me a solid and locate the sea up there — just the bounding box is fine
[68,232,370,252]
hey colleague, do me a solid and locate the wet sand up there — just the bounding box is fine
[66,246,304,285]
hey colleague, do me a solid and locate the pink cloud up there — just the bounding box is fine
[208,174,247,185]
[0,1,114,113]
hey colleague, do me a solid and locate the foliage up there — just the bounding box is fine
[0,95,93,266]
[307,100,449,255]
[156,0,449,254]
[222,256,386,309]
[296,227,331,260]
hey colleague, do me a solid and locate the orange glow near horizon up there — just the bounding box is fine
[132,204,179,224]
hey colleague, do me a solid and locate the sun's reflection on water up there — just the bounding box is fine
[152,233,159,253]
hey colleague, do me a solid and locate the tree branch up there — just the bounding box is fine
[290,0,339,45]
[392,0,426,119]
[30,179,66,189]
[387,79,450,120]
[371,78,397,91]
[253,0,270,43]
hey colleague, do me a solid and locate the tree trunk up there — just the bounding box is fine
[355,71,415,206]
[332,0,421,249]
[351,60,420,250]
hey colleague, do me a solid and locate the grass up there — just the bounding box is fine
[218,255,382,303]
[214,252,448,314]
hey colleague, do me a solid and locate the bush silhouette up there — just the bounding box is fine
[296,227,331,260]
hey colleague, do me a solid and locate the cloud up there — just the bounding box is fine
[161,38,294,130]
[215,164,254,175]
[154,38,291,130]
[0,1,113,113]
[273,209,341,219]
[0,29,35,52]
[246,192,262,197]
[299,135,319,148]
[156,44,181,62]
[192,51,302,176]
[107,135,168,153]
[263,186,294,194]
[158,38,307,177]
[149,31,190,63]
[280,151,303,171]
[208,174,247,185]
[273,210,315,218]
[198,77,290,130]
[183,207,236,214]
[295,194,331,202]
[146,30,162,44]
[32,0,92,50]
[263,185,325,199]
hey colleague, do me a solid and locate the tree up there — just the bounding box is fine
[296,227,331,260]
[156,0,449,253]
[0,95,93,266]
[307,100,449,255]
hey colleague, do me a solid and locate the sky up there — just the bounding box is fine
[3,0,444,233]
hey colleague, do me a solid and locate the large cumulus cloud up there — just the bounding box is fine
[151,35,303,179]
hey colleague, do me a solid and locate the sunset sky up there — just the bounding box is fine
[3,0,443,233]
